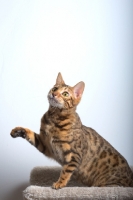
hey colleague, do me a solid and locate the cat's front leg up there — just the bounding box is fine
[10,127,52,157]
[52,155,80,189]
[52,165,72,189]
[10,127,45,152]
[10,127,35,145]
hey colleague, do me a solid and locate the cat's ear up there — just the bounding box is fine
[56,72,65,85]
[73,81,85,98]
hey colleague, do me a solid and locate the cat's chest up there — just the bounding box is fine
[45,122,58,135]
[44,124,64,164]
[50,137,64,165]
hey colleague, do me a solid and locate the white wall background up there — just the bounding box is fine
[0,0,133,199]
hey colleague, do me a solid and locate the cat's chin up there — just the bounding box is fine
[48,99,64,109]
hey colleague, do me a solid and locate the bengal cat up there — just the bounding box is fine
[10,72,133,189]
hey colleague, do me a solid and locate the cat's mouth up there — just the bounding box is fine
[48,94,63,108]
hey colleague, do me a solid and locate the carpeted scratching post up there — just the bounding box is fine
[23,166,133,200]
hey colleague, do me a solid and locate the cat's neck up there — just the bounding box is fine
[48,105,77,117]
[46,105,82,129]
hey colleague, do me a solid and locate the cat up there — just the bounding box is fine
[10,72,133,189]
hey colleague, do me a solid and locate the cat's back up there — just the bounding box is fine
[82,125,118,155]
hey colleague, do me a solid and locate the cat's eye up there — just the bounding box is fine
[62,92,69,97]
[52,87,58,92]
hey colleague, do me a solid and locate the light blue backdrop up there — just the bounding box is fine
[0,1,133,199]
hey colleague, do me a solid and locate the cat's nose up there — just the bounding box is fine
[52,93,57,98]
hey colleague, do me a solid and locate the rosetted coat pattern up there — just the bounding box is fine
[11,73,133,189]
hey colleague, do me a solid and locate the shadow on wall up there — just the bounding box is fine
[4,182,28,200]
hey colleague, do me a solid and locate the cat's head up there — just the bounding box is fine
[48,72,85,109]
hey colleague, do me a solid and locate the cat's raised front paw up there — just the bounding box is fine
[10,127,26,138]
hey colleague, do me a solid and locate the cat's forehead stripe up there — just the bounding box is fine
[54,84,69,89]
